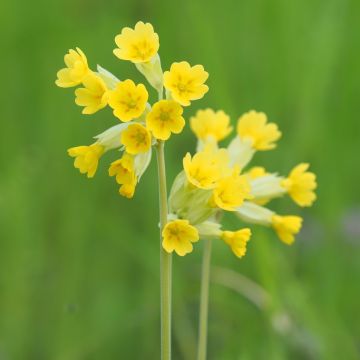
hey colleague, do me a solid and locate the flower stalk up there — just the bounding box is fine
[197,239,212,360]
[156,139,173,360]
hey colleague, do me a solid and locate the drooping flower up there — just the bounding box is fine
[162,219,199,256]
[221,229,251,258]
[272,215,303,245]
[109,153,135,184]
[164,61,209,106]
[236,201,303,245]
[193,221,252,258]
[281,163,317,207]
[114,21,159,63]
[75,72,108,114]
[68,143,104,178]
[183,147,230,189]
[120,123,152,155]
[56,48,90,87]
[109,153,137,198]
[212,170,252,211]
[146,100,185,140]
[236,110,281,150]
[108,79,148,122]
[190,109,232,142]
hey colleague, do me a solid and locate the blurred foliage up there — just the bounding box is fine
[0,0,359,359]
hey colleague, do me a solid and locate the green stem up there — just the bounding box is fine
[156,138,172,360]
[197,239,212,360]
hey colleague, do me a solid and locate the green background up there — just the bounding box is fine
[1,0,359,358]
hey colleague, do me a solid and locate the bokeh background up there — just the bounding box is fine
[1,0,360,358]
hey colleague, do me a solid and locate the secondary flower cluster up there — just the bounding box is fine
[162,110,317,257]
[56,21,209,197]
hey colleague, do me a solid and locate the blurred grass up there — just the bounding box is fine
[0,0,360,358]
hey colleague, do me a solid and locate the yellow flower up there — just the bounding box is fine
[56,48,89,88]
[213,170,252,211]
[109,154,137,199]
[162,219,199,256]
[121,123,151,154]
[146,100,185,140]
[183,147,230,189]
[237,110,281,150]
[272,215,303,245]
[109,153,135,184]
[190,109,233,142]
[68,143,104,178]
[221,228,251,258]
[108,79,148,122]
[281,163,317,207]
[114,21,159,63]
[163,61,209,106]
[75,72,108,114]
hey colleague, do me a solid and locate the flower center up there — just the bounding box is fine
[177,83,187,92]
[159,111,170,122]
[127,98,138,109]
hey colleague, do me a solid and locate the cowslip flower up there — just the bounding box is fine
[228,110,281,168]
[146,100,185,140]
[237,110,281,150]
[108,79,148,122]
[108,153,137,198]
[75,72,108,114]
[120,123,152,154]
[194,221,252,258]
[221,229,252,258]
[113,21,163,91]
[162,219,199,256]
[244,163,317,208]
[67,143,104,178]
[212,169,252,211]
[114,21,159,63]
[281,163,317,206]
[190,109,233,145]
[235,202,303,245]
[183,146,230,189]
[164,61,209,106]
[56,48,89,88]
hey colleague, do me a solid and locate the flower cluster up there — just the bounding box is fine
[56,21,209,197]
[163,110,317,257]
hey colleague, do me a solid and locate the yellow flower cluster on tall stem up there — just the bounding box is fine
[56,21,209,360]
[56,20,317,360]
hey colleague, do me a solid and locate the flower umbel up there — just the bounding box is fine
[146,100,185,140]
[108,79,148,122]
[75,72,108,114]
[114,21,159,63]
[164,61,209,106]
[56,48,89,88]
[162,219,199,256]
[68,143,104,178]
